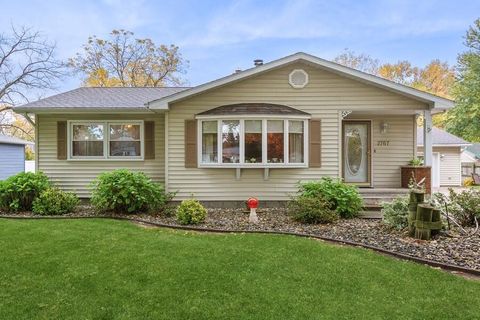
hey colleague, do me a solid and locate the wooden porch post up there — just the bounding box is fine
[423,110,432,166]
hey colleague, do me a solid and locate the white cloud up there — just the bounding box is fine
[180,0,337,47]
[180,0,477,47]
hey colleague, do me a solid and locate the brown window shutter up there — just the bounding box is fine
[144,121,155,159]
[309,119,321,168]
[57,121,67,160]
[184,119,197,168]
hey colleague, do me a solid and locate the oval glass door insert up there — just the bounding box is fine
[343,123,369,183]
[347,128,363,175]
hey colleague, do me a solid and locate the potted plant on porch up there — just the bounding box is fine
[401,157,431,193]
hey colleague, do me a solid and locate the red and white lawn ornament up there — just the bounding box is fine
[246,197,259,223]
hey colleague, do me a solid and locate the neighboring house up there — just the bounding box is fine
[0,135,34,180]
[461,143,480,178]
[417,127,470,187]
[14,52,454,202]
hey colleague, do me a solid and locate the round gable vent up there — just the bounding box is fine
[289,69,309,89]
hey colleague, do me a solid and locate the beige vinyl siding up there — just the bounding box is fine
[167,62,426,200]
[418,146,462,186]
[347,115,416,188]
[37,113,165,197]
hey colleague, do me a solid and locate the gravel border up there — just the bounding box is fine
[1,207,479,276]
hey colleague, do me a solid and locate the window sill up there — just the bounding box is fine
[198,164,308,169]
[67,158,145,161]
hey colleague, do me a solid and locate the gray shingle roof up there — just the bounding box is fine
[197,103,311,116]
[0,135,34,145]
[417,127,470,146]
[465,143,480,158]
[14,87,190,112]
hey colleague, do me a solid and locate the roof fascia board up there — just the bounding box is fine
[0,141,33,146]
[13,107,155,114]
[147,52,454,110]
[418,143,472,147]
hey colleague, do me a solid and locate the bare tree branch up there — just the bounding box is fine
[0,123,33,139]
[69,29,187,87]
[0,25,64,140]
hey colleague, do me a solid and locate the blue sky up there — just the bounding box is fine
[2,0,479,94]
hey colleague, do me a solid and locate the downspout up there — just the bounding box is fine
[164,111,169,193]
[423,106,433,167]
[413,113,419,158]
[22,113,35,127]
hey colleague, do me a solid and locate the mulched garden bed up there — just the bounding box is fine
[2,206,479,272]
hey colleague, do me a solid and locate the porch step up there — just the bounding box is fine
[363,198,396,206]
[359,210,383,219]
[358,188,409,194]
[362,204,383,212]
[359,188,409,211]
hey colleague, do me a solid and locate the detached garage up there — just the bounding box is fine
[417,127,470,188]
[0,135,34,180]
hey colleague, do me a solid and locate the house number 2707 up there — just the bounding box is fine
[377,140,390,146]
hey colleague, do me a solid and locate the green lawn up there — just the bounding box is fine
[0,219,479,320]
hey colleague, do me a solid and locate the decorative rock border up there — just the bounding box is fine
[1,215,479,278]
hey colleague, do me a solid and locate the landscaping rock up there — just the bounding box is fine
[1,207,479,271]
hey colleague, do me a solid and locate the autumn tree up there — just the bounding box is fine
[334,50,455,128]
[413,60,455,98]
[378,61,418,85]
[334,50,454,98]
[69,29,187,87]
[446,18,480,142]
[0,26,64,140]
[334,49,379,74]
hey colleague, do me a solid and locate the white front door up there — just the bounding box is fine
[432,152,440,188]
[343,121,371,185]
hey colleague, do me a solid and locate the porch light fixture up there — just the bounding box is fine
[380,121,390,134]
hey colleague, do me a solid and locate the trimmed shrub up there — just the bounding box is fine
[298,178,363,218]
[32,188,79,216]
[381,196,409,230]
[445,188,480,227]
[0,172,51,212]
[176,199,207,225]
[287,196,338,224]
[90,169,173,214]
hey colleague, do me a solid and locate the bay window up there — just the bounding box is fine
[198,118,308,167]
[244,120,262,163]
[69,121,144,160]
[267,120,284,163]
[288,121,304,163]
[222,120,240,163]
[201,121,218,163]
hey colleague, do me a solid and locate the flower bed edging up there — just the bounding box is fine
[1,214,479,277]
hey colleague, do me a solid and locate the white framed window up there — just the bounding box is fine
[68,120,144,160]
[71,123,105,158]
[196,116,309,168]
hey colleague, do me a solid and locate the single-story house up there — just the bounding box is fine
[14,52,454,203]
[417,128,470,188]
[461,143,480,178]
[0,135,34,180]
